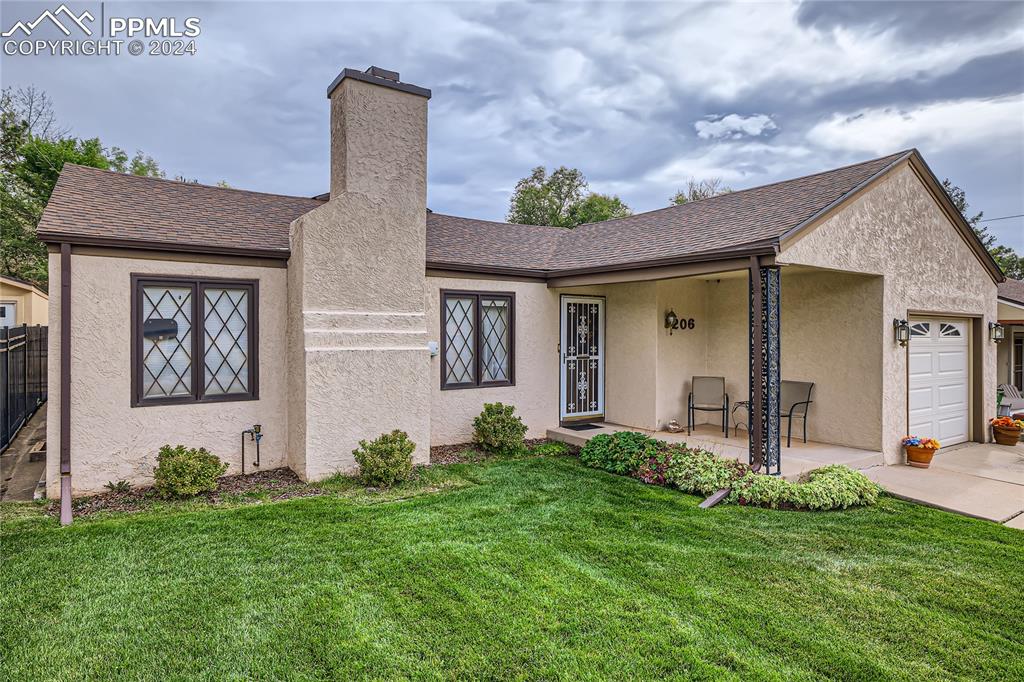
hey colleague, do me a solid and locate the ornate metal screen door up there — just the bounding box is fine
[560,296,605,420]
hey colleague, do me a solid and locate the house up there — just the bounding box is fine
[997,279,1024,393]
[1,274,48,327]
[36,66,1004,518]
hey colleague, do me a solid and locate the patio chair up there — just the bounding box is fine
[998,384,1024,416]
[688,376,729,436]
[780,380,814,447]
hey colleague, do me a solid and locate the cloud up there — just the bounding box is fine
[807,96,1024,155]
[1,0,1020,227]
[695,114,777,140]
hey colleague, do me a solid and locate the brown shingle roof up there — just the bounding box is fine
[37,164,321,257]
[39,151,914,272]
[999,279,1024,306]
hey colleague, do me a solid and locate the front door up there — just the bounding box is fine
[560,296,604,421]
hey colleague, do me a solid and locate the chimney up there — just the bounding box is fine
[326,66,431,205]
[286,66,433,482]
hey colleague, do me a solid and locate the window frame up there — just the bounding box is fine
[131,274,260,407]
[440,289,515,390]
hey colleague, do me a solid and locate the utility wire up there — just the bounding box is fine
[979,214,1024,223]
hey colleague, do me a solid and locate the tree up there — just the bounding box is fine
[670,177,731,205]
[0,86,165,286]
[507,166,631,228]
[942,178,1024,279]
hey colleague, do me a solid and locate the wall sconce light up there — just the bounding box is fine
[990,321,1005,343]
[665,309,679,335]
[893,318,910,347]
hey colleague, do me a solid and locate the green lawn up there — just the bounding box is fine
[2,455,1022,681]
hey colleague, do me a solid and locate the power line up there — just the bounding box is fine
[979,214,1024,223]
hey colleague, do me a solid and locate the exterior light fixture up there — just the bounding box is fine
[665,309,679,335]
[893,318,910,347]
[990,321,1005,343]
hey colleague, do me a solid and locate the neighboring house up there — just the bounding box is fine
[997,279,1024,392]
[0,274,49,328]
[36,66,1004,508]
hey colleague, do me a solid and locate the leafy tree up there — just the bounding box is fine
[0,87,165,286]
[942,178,1023,279]
[507,166,631,228]
[670,177,731,205]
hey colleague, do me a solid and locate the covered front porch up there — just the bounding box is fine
[550,256,887,475]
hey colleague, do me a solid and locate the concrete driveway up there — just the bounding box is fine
[865,442,1024,528]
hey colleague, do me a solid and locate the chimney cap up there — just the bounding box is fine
[326,66,431,100]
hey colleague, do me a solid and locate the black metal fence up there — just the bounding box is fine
[1,325,47,452]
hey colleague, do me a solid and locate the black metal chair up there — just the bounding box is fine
[780,380,814,447]
[688,376,729,436]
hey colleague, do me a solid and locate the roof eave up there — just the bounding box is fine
[37,231,291,261]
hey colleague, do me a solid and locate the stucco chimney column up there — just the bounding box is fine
[286,67,432,480]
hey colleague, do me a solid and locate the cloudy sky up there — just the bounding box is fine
[4,1,1024,250]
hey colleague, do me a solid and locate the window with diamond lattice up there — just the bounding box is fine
[441,291,514,389]
[133,276,258,406]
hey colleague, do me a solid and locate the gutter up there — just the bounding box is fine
[37,233,291,261]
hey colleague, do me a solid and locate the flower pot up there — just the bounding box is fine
[904,445,936,468]
[993,426,1022,447]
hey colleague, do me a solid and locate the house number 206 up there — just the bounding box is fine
[670,318,695,331]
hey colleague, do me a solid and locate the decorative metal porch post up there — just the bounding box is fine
[749,257,781,475]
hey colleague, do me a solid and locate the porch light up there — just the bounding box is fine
[665,309,679,335]
[990,321,1005,343]
[893,318,910,347]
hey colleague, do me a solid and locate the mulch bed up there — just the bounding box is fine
[429,438,563,465]
[46,467,321,518]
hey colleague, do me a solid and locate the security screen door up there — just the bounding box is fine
[559,296,605,420]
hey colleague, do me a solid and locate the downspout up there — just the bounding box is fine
[59,243,72,525]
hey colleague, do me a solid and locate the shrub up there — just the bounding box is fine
[153,445,228,498]
[665,447,748,495]
[578,431,659,476]
[104,480,132,494]
[529,441,571,457]
[353,430,416,487]
[473,403,528,456]
[730,465,880,510]
[634,448,675,485]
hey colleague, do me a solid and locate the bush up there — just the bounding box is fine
[473,403,528,456]
[529,441,571,457]
[578,431,660,476]
[353,430,416,487]
[153,445,228,498]
[104,480,132,494]
[633,448,675,485]
[665,447,748,495]
[729,465,880,510]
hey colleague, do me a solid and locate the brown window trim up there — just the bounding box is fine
[440,289,515,390]
[131,274,260,407]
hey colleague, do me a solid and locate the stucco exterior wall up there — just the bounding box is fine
[655,277,709,428]
[780,270,883,449]
[46,252,288,497]
[426,276,559,444]
[778,163,999,463]
[603,282,658,430]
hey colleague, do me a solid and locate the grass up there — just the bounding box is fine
[2,454,1022,681]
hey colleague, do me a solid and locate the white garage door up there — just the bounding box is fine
[908,318,969,446]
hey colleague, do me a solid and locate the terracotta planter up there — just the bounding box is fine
[992,426,1022,447]
[904,445,937,468]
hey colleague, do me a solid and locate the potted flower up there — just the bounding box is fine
[990,416,1024,446]
[901,436,940,468]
